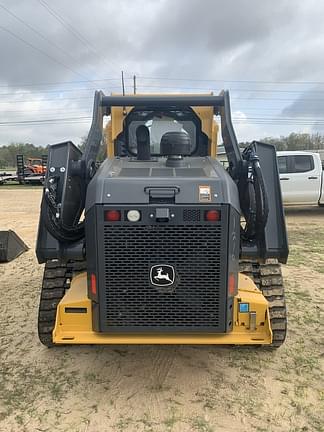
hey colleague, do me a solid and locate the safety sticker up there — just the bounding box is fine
[199,185,211,202]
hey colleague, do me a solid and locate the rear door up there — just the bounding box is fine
[278,154,320,204]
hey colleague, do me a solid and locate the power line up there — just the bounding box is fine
[0,96,93,104]
[234,120,324,124]
[4,83,324,98]
[2,93,324,105]
[139,85,324,94]
[136,85,324,101]
[138,75,324,86]
[0,116,91,126]
[0,2,91,80]
[0,120,89,127]
[1,114,324,127]
[38,0,94,48]
[1,107,91,114]
[0,77,127,89]
[0,85,123,97]
[0,25,87,79]
[37,0,122,78]
[234,96,323,102]
[1,75,324,92]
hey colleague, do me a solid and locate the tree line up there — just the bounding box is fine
[1,132,324,168]
[0,143,48,169]
[239,132,324,151]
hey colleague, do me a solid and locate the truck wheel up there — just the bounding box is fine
[239,259,287,348]
[38,260,86,347]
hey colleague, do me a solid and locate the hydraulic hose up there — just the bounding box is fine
[41,176,85,243]
[240,143,269,241]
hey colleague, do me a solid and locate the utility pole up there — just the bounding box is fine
[121,71,125,96]
[133,75,137,94]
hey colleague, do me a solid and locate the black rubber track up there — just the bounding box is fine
[38,260,86,347]
[239,258,287,348]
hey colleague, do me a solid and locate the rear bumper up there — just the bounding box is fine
[53,272,272,345]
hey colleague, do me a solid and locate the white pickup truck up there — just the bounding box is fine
[277,151,324,206]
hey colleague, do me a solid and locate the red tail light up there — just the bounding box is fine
[105,210,121,222]
[228,273,236,296]
[90,273,97,295]
[205,209,221,222]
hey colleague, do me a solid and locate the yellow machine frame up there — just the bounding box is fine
[53,273,272,345]
[104,94,219,159]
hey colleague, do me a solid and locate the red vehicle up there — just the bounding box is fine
[25,157,47,175]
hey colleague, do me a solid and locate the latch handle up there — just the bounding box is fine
[144,186,180,199]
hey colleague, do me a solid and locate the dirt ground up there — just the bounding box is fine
[0,188,323,432]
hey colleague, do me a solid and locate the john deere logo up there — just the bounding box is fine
[150,265,175,287]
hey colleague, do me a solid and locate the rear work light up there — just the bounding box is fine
[104,210,121,222]
[126,210,141,222]
[205,209,221,222]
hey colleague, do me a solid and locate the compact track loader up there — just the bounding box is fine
[36,91,288,348]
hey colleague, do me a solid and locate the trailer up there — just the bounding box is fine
[0,155,47,185]
[0,172,18,185]
[16,154,47,185]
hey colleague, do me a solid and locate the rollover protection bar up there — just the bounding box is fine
[101,94,225,108]
[83,90,242,180]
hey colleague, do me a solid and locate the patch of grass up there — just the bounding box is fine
[163,413,178,429]
[193,387,219,410]
[294,384,308,399]
[84,371,97,382]
[280,344,319,378]
[136,413,158,432]
[14,414,23,426]
[0,361,80,422]
[164,397,183,406]
[84,371,110,387]
[146,383,171,392]
[114,415,133,431]
[287,289,311,301]
[49,381,65,401]
[287,226,324,269]
[190,416,214,432]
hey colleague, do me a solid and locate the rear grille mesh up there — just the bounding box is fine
[183,209,201,222]
[102,224,225,330]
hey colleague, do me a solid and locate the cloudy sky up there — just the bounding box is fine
[0,0,324,147]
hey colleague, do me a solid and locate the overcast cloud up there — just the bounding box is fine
[0,0,324,146]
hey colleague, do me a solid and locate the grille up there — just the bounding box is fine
[102,224,226,331]
[183,208,201,222]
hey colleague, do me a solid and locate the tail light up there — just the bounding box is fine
[228,273,236,296]
[205,209,221,222]
[90,273,97,295]
[104,210,121,222]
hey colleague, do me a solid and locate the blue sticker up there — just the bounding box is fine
[239,303,249,313]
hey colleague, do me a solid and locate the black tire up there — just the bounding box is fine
[38,260,86,347]
[239,258,287,348]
